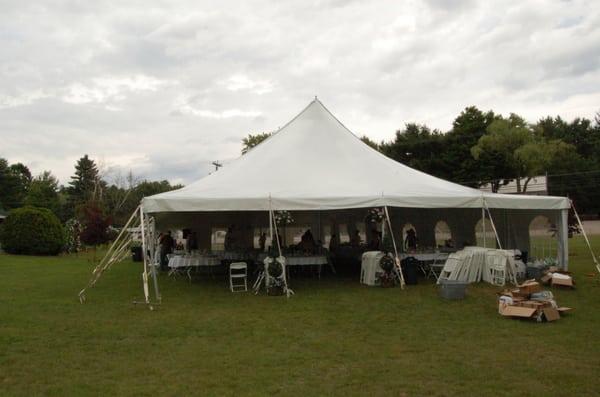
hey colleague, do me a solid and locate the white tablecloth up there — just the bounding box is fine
[400,252,449,262]
[168,255,221,269]
[217,251,253,261]
[285,256,328,266]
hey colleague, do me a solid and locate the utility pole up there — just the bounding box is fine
[211,161,223,172]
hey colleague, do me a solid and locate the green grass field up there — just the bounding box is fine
[1,237,600,396]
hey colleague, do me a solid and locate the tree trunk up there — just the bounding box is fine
[492,180,499,193]
[522,177,532,193]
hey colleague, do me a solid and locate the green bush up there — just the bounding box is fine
[0,206,65,255]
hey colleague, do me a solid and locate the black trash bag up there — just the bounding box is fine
[400,256,419,285]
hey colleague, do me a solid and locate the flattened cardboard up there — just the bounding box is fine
[543,307,560,322]
[499,304,537,318]
[557,307,573,313]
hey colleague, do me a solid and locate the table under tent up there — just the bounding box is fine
[79,99,574,306]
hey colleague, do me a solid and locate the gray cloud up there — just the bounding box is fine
[1,0,599,185]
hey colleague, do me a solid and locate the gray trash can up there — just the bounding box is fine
[438,279,468,300]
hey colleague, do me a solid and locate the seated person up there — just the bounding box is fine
[298,229,316,253]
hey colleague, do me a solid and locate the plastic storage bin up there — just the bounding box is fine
[438,279,467,300]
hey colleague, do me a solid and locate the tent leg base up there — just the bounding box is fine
[132,300,161,311]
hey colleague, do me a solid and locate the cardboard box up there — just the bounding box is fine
[540,273,553,284]
[543,307,560,322]
[551,274,574,288]
[518,300,549,309]
[517,280,542,296]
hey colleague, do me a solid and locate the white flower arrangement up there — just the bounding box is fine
[274,210,294,226]
[366,207,385,223]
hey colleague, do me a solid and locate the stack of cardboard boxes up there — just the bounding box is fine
[538,266,575,288]
[498,280,572,322]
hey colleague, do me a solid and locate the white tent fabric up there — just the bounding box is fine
[142,99,569,213]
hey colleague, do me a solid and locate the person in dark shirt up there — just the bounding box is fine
[159,231,175,271]
[187,231,198,252]
[405,229,418,252]
[369,230,382,251]
[259,232,267,251]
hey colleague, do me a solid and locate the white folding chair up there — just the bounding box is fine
[427,253,448,280]
[485,251,507,286]
[229,262,248,292]
[437,253,461,283]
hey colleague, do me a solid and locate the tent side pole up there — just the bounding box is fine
[269,197,273,251]
[139,206,151,306]
[268,197,291,297]
[384,206,406,289]
[481,207,486,248]
[148,215,161,302]
[483,201,502,249]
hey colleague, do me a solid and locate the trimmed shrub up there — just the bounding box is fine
[0,206,65,255]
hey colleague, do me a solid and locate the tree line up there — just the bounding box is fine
[243,106,600,216]
[0,155,182,245]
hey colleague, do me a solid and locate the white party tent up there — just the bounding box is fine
[142,99,571,268]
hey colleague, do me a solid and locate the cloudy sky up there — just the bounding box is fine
[1,0,599,185]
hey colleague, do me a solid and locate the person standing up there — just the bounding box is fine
[187,231,198,252]
[259,232,267,252]
[405,229,418,252]
[160,230,175,271]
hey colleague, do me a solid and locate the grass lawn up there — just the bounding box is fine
[1,237,600,396]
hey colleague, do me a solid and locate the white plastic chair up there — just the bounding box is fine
[229,262,248,292]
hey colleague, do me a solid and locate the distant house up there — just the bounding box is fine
[479,176,548,195]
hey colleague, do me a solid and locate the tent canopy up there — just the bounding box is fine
[142,99,569,213]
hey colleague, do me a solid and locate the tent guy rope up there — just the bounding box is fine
[571,200,600,275]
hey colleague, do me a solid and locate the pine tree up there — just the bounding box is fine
[68,155,99,204]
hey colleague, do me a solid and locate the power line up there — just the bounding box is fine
[456,169,600,186]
